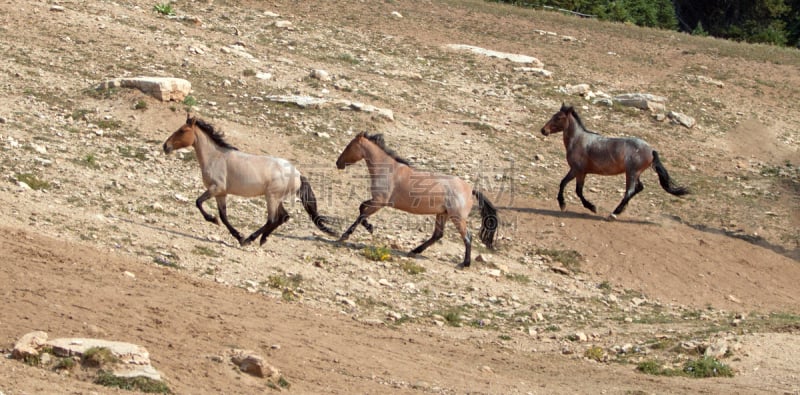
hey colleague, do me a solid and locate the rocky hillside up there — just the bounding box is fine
[0,0,798,393]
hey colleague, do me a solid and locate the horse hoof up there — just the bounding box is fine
[456,262,470,270]
[239,239,251,246]
[608,214,617,221]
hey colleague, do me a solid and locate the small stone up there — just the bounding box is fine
[727,294,742,304]
[310,69,331,82]
[123,271,135,278]
[390,11,403,18]
[704,340,728,358]
[50,5,65,11]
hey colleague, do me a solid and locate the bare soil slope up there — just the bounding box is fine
[0,0,798,394]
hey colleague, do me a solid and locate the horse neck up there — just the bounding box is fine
[191,129,227,167]
[361,140,400,174]
[563,115,588,146]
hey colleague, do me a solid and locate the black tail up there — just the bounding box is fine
[472,190,498,249]
[298,176,337,236]
[652,151,689,196]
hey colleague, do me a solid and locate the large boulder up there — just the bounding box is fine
[96,77,192,102]
[613,93,667,113]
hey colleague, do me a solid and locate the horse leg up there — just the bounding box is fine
[557,170,575,211]
[196,190,219,224]
[575,174,597,213]
[339,200,382,242]
[259,203,290,245]
[610,174,643,218]
[360,218,375,234]
[410,213,447,255]
[451,216,472,269]
[215,195,244,244]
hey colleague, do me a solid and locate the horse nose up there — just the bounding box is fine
[540,127,548,136]
[336,159,345,170]
[163,142,172,154]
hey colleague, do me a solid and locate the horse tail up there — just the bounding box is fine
[298,176,338,236]
[652,151,689,196]
[472,190,499,249]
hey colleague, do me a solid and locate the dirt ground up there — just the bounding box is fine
[0,0,798,394]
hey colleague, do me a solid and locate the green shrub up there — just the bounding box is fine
[364,245,391,261]
[153,3,176,16]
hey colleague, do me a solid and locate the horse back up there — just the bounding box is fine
[225,151,300,197]
[574,135,653,175]
[390,167,472,215]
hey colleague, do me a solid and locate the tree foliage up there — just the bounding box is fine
[491,0,800,47]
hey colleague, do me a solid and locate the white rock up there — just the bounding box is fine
[310,69,331,81]
[391,11,403,19]
[446,44,543,66]
[96,77,192,102]
[667,111,696,128]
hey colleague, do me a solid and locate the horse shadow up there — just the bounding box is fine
[666,215,799,261]
[498,205,798,261]
[499,205,657,226]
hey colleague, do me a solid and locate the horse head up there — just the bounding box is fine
[541,103,574,136]
[336,132,367,169]
[163,115,198,154]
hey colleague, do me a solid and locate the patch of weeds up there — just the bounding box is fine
[434,306,469,327]
[505,272,530,284]
[267,273,303,289]
[636,360,674,376]
[536,248,582,272]
[268,376,291,389]
[545,324,560,332]
[118,145,147,161]
[498,334,512,341]
[183,95,198,107]
[585,346,604,361]
[192,245,221,258]
[180,151,197,162]
[84,87,118,100]
[16,173,50,190]
[95,370,172,393]
[76,153,100,169]
[398,260,425,274]
[684,357,733,378]
[242,68,257,77]
[336,52,360,65]
[134,99,148,110]
[54,357,76,370]
[636,357,733,378]
[82,347,118,368]
[154,255,179,268]
[598,281,612,291]
[23,354,41,366]
[153,2,176,16]
[363,245,391,261]
[96,119,122,130]
[71,108,92,121]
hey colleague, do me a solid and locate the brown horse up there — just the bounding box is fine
[540,104,689,218]
[163,114,337,246]
[335,132,498,268]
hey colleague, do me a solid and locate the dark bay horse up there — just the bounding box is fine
[540,104,689,218]
[163,114,337,246]
[335,132,498,268]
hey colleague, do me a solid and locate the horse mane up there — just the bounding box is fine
[363,133,412,166]
[191,117,239,151]
[562,105,599,135]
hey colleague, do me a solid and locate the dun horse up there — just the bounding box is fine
[335,132,498,268]
[540,104,689,218]
[163,114,337,246]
